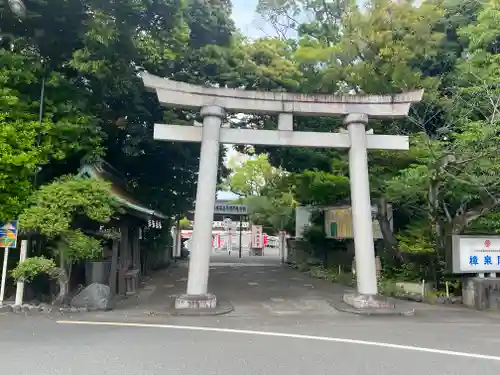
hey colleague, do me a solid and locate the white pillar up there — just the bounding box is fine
[14,240,28,306]
[186,105,224,295]
[0,247,9,304]
[279,230,285,263]
[172,220,181,258]
[345,113,378,295]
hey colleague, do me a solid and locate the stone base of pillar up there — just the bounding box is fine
[172,293,234,316]
[175,293,217,309]
[343,293,394,309]
[331,293,415,316]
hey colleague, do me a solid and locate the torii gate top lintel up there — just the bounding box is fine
[141,72,423,118]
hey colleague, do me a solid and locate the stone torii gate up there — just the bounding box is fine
[142,73,423,312]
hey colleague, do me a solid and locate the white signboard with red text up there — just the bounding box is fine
[452,235,500,273]
[251,225,264,249]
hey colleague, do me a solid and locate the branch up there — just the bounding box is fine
[442,201,453,223]
[453,194,500,233]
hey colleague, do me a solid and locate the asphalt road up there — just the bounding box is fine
[2,255,500,374]
[1,315,500,375]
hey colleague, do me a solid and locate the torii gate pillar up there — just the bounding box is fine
[175,106,224,309]
[345,113,378,295]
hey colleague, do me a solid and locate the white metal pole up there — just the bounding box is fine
[238,217,243,259]
[170,225,177,258]
[0,247,9,304]
[186,105,224,296]
[14,239,28,306]
[346,113,378,295]
[284,234,289,262]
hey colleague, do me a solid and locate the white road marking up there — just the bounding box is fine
[209,263,280,267]
[56,320,500,361]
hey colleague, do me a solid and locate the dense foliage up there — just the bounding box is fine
[248,0,500,286]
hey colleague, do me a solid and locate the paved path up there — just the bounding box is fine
[111,254,482,321]
[2,255,500,374]
[113,253,350,318]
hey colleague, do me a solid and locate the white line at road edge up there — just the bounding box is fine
[57,320,500,362]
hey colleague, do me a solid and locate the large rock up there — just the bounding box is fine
[70,283,111,311]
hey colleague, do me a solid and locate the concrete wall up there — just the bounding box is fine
[462,277,500,311]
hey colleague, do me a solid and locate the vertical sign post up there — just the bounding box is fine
[223,218,232,255]
[279,230,286,264]
[251,225,263,256]
[170,225,182,258]
[0,248,8,303]
[238,216,243,259]
[0,221,19,304]
[14,240,28,306]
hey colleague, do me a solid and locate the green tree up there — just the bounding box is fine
[244,193,296,233]
[243,173,298,232]
[185,0,234,48]
[252,0,497,283]
[253,0,445,261]
[383,0,500,281]
[179,217,192,229]
[0,48,102,220]
[18,176,120,302]
[0,0,237,224]
[224,154,282,197]
[292,170,350,206]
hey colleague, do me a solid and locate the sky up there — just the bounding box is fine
[231,0,368,38]
[231,0,274,38]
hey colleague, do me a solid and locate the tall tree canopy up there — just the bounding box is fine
[0,0,238,221]
[245,0,500,283]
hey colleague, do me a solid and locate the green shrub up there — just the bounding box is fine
[11,256,59,282]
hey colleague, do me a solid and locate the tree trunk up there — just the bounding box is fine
[54,251,70,305]
[376,197,402,261]
[428,179,445,287]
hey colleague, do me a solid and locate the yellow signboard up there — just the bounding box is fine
[324,205,392,240]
